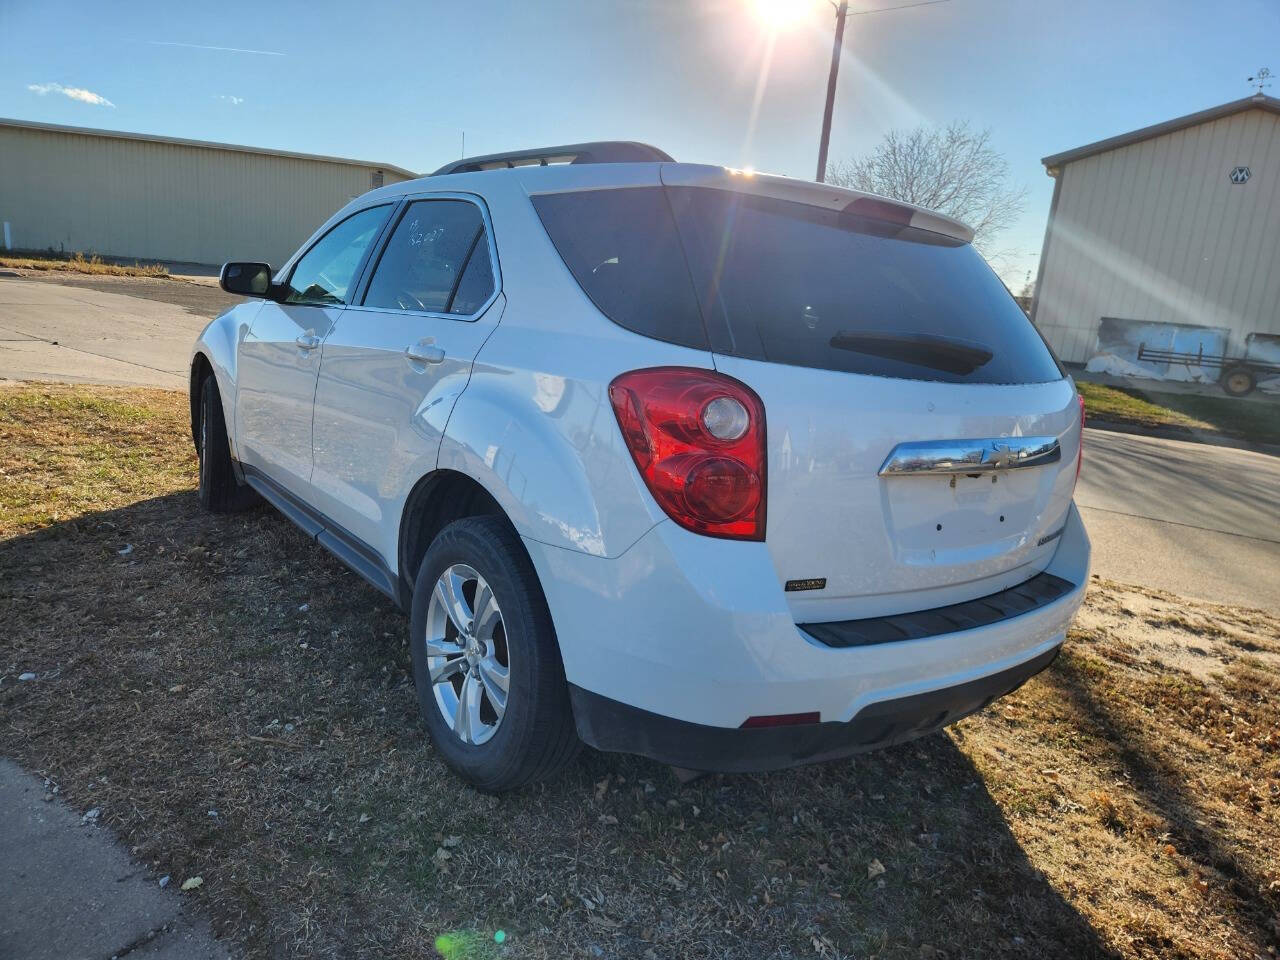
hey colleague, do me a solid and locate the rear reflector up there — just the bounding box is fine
[740,712,821,729]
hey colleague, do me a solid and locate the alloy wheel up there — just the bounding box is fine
[424,563,511,745]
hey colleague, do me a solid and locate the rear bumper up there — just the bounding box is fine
[524,501,1090,763]
[569,644,1060,772]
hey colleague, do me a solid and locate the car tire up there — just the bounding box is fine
[197,375,259,513]
[409,516,581,792]
[1220,364,1257,397]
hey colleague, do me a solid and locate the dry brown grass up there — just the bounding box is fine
[0,251,170,278]
[2,383,1278,960]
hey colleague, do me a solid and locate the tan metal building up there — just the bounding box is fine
[1031,95,1280,381]
[0,118,417,268]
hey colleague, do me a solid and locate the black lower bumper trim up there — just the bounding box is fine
[800,571,1076,648]
[569,644,1060,773]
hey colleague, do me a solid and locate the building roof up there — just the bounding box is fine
[0,116,418,179]
[1041,94,1280,171]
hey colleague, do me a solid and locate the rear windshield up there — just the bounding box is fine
[533,186,1062,385]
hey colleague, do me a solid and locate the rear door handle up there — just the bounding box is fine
[405,341,446,365]
[295,331,321,350]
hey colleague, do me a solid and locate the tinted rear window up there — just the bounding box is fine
[535,185,1061,384]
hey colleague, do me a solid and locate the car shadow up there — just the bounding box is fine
[2,492,1120,958]
[1040,657,1278,955]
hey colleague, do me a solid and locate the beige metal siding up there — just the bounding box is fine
[0,125,413,266]
[1035,107,1280,363]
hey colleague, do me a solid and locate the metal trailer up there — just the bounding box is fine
[1136,342,1280,396]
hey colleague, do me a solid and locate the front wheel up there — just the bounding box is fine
[409,516,580,792]
[197,376,259,513]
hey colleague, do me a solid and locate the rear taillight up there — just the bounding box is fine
[609,367,766,541]
[1075,392,1086,483]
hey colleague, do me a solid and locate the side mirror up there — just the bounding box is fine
[220,262,275,298]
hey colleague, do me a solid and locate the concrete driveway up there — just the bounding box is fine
[0,276,221,388]
[1076,428,1279,611]
[0,760,228,960]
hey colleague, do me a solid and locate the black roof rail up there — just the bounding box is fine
[430,141,673,176]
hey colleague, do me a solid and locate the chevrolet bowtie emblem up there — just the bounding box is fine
[986,442,1014,469]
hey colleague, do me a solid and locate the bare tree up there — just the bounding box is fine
[826,121,1026,255]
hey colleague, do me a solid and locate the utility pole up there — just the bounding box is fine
[810,0,951,183]
[815,1,848,183]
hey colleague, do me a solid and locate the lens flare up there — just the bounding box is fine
[433,928,508,956]
[752,0,811,28]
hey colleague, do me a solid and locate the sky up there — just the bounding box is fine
[1,0,1276,287]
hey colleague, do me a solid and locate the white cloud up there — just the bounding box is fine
[216,95,244,106]
[27,82,115,108]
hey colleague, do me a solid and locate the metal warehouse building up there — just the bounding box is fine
[0,118,416,268]
[1031,94,1280,386]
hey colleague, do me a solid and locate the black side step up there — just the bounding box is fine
[241,465,404,607]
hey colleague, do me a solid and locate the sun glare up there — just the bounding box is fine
[752,0,811,28]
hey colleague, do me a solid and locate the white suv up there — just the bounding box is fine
[192,141,1090,792]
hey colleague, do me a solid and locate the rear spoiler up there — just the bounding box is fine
[661,165,976,245]
[431,142,673,177]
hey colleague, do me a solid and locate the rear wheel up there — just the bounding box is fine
[1220,364,1257,397]
[197,375,259,513]
[409,516,580,792]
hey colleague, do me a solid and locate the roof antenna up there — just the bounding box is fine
[1247,67,1272,95]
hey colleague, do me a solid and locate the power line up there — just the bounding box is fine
[844,0,952,18]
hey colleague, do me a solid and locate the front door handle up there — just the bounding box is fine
[295,331,321,351]
[405,341,446,365]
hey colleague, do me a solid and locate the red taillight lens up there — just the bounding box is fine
[609,367,766,540]
[1075,392,1086,483]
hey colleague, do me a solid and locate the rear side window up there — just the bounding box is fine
[449,241,495,315]
[532,188,708,349]
[363,199,494,315]
[534,185,1062,384]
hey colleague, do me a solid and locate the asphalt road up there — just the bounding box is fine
[0,275,234,388]
[1,274,1277,611]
